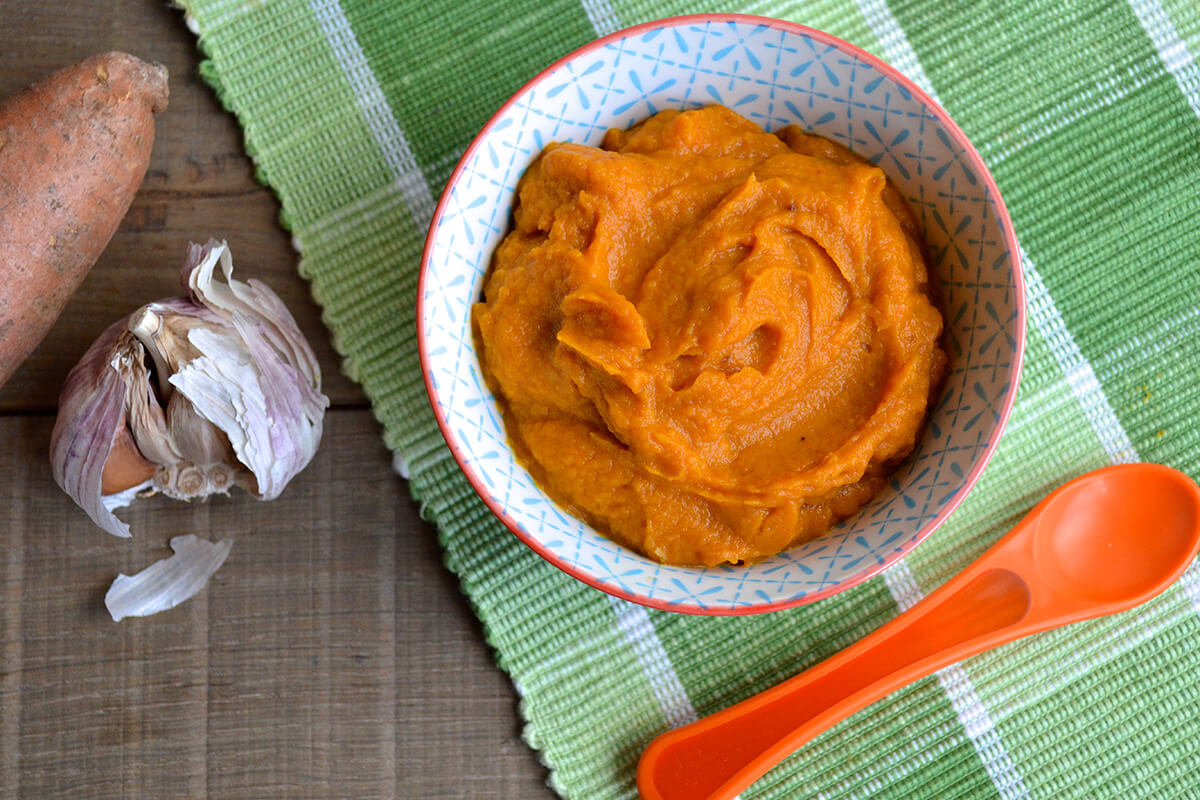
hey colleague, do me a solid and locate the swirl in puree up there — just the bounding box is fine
[474,106,946,566]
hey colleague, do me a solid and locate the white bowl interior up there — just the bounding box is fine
[421,18,1021,612]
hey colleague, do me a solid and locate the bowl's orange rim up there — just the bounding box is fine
[416,13,1027,616]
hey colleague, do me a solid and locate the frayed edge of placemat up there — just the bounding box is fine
[172,5,567,795]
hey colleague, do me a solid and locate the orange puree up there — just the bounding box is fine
[474,106,946,566]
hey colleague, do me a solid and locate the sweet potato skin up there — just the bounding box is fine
[0,51,168,387]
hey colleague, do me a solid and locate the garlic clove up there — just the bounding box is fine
[105,534,232,621]
[51,322,145,538]
[164,390,236,475]
[129,300,224,384]
[101,418,157,495]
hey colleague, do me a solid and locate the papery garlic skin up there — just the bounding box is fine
[50,240,330,536]
[106,535,232,621]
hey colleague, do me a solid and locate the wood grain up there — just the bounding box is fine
[0,1,555,797]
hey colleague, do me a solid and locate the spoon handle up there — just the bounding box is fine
[637,559,1034,800]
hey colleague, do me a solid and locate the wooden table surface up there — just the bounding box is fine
[0,2,553,796]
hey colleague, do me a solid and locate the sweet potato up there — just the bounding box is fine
[0,51,168,388]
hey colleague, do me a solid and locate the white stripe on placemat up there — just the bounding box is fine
[850,0,1163,169]
[1179,560,1200,615]
[1094,303,1200,372]
[1020,249,1141,465]
[606,598,744,796]
[855,0,938,93]
[881,561,1030,799]
[309,0,437,230]
[310,0,443,483]
[579,0,621,37]
[980,62,1158,166]
[1130,0,1200,119]
[392,451,410,480]
[608,596,698,729]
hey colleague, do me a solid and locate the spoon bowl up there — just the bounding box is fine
[637,463,1200,800]
[1033,466,1200,605]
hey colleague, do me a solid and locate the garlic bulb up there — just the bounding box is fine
[51,240,329,537]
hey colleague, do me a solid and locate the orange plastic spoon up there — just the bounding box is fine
[638,463,1200,800]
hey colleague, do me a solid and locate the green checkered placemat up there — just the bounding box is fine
[178,0,1200,796]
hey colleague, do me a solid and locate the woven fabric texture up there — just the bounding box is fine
[180,0,1200,797]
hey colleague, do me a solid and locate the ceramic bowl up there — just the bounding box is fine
[418,14,1025,614]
